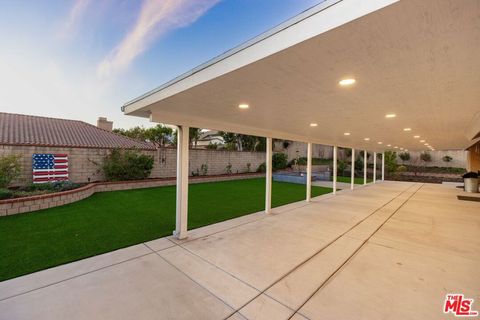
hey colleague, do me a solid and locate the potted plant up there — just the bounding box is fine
[462,172,479,193]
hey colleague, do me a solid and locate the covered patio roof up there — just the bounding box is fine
[123,0,480,152]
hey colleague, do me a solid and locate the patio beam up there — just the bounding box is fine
[373,152,377,183]
[351,148,355,190]
[306,142,312,202]
[333,146,337,195]
[265,137,272,213]
[174,125,189,239]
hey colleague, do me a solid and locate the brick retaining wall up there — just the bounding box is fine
[0,173,264,217]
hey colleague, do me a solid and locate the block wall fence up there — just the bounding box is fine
[0,145,266,185]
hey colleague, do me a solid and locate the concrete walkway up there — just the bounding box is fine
[0,181,478,319]
[312,180,352,189]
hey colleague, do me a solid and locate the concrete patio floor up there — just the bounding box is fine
[0,181,478,319]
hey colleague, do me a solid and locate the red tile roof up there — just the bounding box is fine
[0,113,156,150]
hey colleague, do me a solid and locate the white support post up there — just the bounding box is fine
[351,148,355,190]
[382,152,385,181]
[363,150,367,185]
[306,142,312,202]
[174,125,189,239]
[265,137,272,213]
[373,152,377,183]
[333,146,337,195]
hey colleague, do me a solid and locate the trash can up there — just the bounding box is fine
[464,178,479,193]
[463,172,479,193]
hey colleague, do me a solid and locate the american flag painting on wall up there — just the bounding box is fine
[32,154,69,183]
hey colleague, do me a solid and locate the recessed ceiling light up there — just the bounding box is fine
[364,138,370,141]
[310,123,318,127]
[377,142,382,144]
[394,146,398,149]
[339,78,356,86]
[420,140,425,143]
[413,135,420,138]
[387,144,391,147]
[403,128,412,131]
[385,114,396,118]
[424,143,429,146]
[400,148,404,150]
[238,104,249,109]
[344,132,351,136]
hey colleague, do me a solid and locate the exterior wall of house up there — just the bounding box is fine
[467,142,480,172]
[1,145,266,185]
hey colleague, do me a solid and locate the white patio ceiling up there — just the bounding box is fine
[123,0,480,152]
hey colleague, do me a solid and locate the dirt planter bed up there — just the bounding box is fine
[0,173,265,217]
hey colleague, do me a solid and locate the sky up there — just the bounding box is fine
[0,0,321,129]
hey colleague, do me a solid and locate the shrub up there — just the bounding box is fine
[224,142,237,151]
[200,163,208,175]
[355,159,364,171]
[0,155,21,188]
[102,149,154,181]
[0,188,14,200]
[420,152,432,162]
[257,162,266,173]
[399,152,411,163]
[206,143,218,150]
[396,165,407,173]
[225,163,233,174]
[442,155,453,163]
[337,160,347,176]
[272,153,288,171]
[19,181,80,192]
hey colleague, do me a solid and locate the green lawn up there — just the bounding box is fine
[335,176,373,184]
[0,178,331,281]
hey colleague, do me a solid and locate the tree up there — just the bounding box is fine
[345,148,352,160]
[337,160,347,176]
[384,150,398,176]
[420,152,432,163]
[399,152,411,164]
[171,127,202,147]
[218,131,266,151]
[144,125,173,147]
[238,134,257,151]
[189,128,202,148]
[112,126,147,140]
[255,137,266,152]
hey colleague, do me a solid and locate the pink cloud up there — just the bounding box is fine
[97,0,220,78]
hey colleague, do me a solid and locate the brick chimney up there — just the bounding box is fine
[97,117,113,131]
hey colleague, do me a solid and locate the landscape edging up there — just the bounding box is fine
[0,173,264,217]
